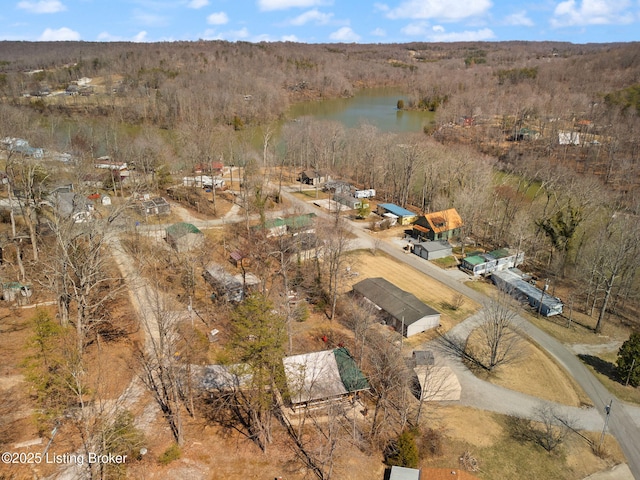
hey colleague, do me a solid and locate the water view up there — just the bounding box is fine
[288,88,435,133]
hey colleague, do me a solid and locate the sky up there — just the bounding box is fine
[1,0,639,44]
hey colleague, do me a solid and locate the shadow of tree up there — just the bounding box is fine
[578,354,621,383]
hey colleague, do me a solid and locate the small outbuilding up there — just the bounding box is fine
[389,466,421,480]
[352,277,440,337]
[376,203,418,226]
[412,240,453,260]
[204,264,260,303]
[166,222,204,252]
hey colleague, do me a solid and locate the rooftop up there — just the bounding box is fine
[378,203,417,218]
[353,277,439,325]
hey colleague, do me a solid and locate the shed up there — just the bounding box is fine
[198,364,252,391]
[389,466,421,480]
[352,278,440,337]
[413,241,452,260]
[204,264,260,303]
[414,366,461,402]
[283,347,369,408]
[140,197,170,216]
[376,203,418,225]
[492,269,563,316]
[166,222,204,252]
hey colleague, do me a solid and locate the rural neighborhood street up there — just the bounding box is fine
[277,188,640,479]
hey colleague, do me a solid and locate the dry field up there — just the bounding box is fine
[342,250,481,331]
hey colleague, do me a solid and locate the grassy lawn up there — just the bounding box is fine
[421,405,624,480]
[431,255,459,269]
[291,189,330,200]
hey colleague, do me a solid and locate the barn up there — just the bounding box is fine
[352,277,440,337]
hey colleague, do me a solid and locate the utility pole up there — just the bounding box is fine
[599,399,613,448]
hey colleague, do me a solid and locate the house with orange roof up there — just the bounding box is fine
[412,208,463,241]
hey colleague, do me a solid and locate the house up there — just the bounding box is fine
[2,282,32,305]
[283,347,369,409]
[183,176,225,189]
[165,222,204,253]
[2,138,44,158]
[492,269,563,316]
[376,203,418,226]
[333,193,367,210]
[257,213,316,238]
[412,241,453,261]
[352,278,440,337]
[204,264,260,303]
[322,180,351,194]
[389,466,421,480]
[460,248,524,276]
[412,208,463,241]
[193,161,224,175]
[139,197,170,216]
[298,170,330,186]
[353,189,376,199]
[94,156,127,170]
[46,191,93,222]
[198,364,252,391]
[559,131,580,145]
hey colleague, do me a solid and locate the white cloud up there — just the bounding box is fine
[133,10,170,27]
[370,27,386,36]
[207,12,229,25]
[133,31,148,42]
[504,11,534,26]
[401,21,429,36]
[329,26,360,42]
[551,0,634,26]
[387,0,492,21]
[429,27,495,41]
[288,9,333,25]
[187,0,208,8]
[97,31,149,42]
[222,27,250,41]
[17,0,66,14]
[373,3,389,13]
[39,26,80,40]
[258,0,329,11]
[281,34,299,41]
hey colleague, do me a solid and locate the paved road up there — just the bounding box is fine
[279,188,640,479]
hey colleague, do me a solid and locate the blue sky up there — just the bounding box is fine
[1,0,639,43]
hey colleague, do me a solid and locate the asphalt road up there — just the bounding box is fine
[279,188,640,479]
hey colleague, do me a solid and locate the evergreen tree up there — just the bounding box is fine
[617,332,640,387]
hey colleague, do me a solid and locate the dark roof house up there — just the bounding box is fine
[352,277,440,337]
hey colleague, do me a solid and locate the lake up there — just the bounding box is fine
[288,88,435,133]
